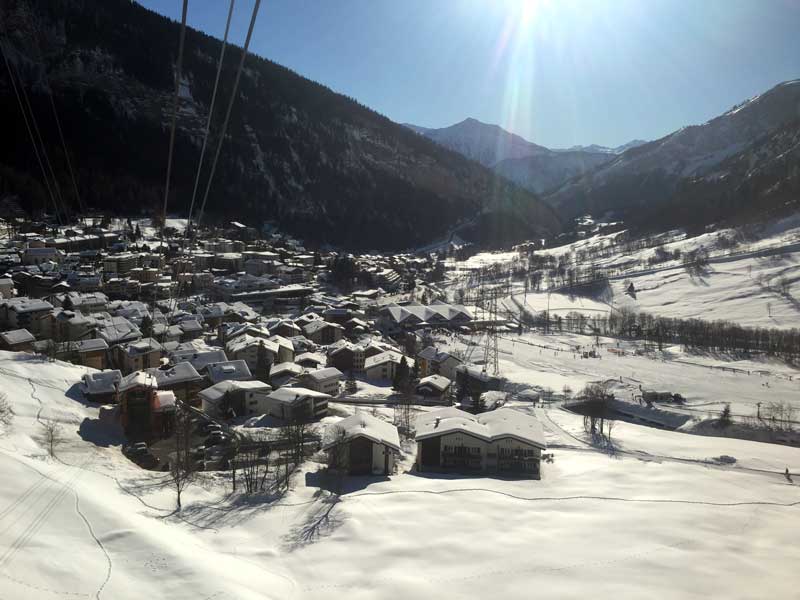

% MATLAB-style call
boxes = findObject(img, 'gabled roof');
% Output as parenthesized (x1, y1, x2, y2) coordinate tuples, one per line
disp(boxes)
(415, 407, 546, 449)
(206, 360, 252, 383)
(417, 374, 451, 392)
(270, 361, 303, 378)
(418, 346, 462, 365)
(302, 367, 342, 382)
(364, 351, 411, 371)
(0, 328, 35, 345)
(266, 387, 331, 405)
(303, 320, 343, 335)
(82, 369, 122, 395)
(322, 412, 400, 452)
(146, 362, 203, 386)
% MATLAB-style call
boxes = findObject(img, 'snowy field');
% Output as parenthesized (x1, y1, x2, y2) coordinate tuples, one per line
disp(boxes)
(437, 331, 800, 418)
(453, 217, 800, 330)
(1, 351, 800, 599)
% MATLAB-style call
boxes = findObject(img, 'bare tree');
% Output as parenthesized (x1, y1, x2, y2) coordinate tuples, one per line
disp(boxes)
(169, 404, 195, 510)
(326, 426, 349, 495)
(581, 383, 612, 435)
(0, 393, 13, 429)
(236, 432, 271, 495)
(40, 418, 64, 457)
(394, 395, 414, 439)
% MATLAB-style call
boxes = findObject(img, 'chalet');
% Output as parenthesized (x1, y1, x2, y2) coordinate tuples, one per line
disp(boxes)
(415, 408, 546, 478)
(122, 338, 163, 374)
(303, 320, 344, 345)
(267, 335, 295, 363)
(417, 346, 463, 381)
(118, 371, 159, 439)
(416, 374, 452, 402)
(198, 380, 272, 419)
(323, 412, 400, 475)
(206, 360, 252, 384)
(298, 367, 342, 397)
(269, 319, 301, 339)
(75, 338, 109, 370)
(96, 315, 142, 346)
(81, 369, 122, 403)
(169, 348, 228, 372)
(0, 297, 54, 337)
(178, 318, 204, 342)
(226, 335, 278, 371)
(0, 278, 15, 299)
(269, 361, 303, 389)
(146, 362, 205, 405)
(364, 351, 413, 382)
(295, 352, 325, 369)
(0, 328, 35, 352)
(256, 387, 330, 421)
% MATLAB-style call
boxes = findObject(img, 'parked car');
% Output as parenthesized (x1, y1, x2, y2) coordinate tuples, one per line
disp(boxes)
(198, 421, 222, 435)
(205, 431, 230, 446)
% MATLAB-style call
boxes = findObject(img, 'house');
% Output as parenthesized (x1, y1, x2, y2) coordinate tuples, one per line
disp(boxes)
(81, 369, 122, 403)
(117, 371, 159, 439)
(302, 320, 344, 345)
(198, 380, 272, 419)
(206, 360, 252, 384)
(417, 346, 463, 381)
(255, 387, 330, 421)
(295, 352, 325, 369)
(269, 361, 304, 389)
(146, 362, 205, 405)
(178, 318, 204, 341)
(75, 338, 109, 370)
(226, 335, 278, 371)
(268, 335, 295, 363)
(416, 374, 452, 402)
(169, 348, 228, 373)
(364, 351, 413, 383)
(298, 367, 342, 397)
(0, 328, 35, 352)
(122, 338, 163, 374)
(0, 297, 54, 337)
(323, 412, 400, 475)
(96, 315, 142, 346)
(269, 319, 301, 339)
(415, 407, 546, 478)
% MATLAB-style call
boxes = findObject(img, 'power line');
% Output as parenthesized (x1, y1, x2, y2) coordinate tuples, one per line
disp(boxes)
(46, 86, 85, 214)
(187, 0, 236, 238)
(196, 0, 261, 227)
(0, 38, 62, 224)
(160, 0, 189, 240)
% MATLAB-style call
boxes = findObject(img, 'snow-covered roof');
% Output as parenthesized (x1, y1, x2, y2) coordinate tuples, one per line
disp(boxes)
(118, 371, 156, 392)
(322, 412, 400, 452)
(76, 338, 109, 353)
(82, 369, 122, 395)
(364, 350, 411, 371)
(146, 362, 202, 386)
(266, 387, 331, 405)
(417, 374, 451, 392)
(415, 407, 546, 449)
(303, 367, 342, 382)
(206, 360, 252, 383)
(270, 361, 303, 378)
(0, 328, 35, 345)
(153, 391, 176, 412)
(169, 348, 228, 371)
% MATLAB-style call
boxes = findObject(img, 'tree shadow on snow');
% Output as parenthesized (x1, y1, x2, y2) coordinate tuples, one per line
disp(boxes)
(281, 493, 344, 552)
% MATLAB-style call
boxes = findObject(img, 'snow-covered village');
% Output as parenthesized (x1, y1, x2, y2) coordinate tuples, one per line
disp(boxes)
(1, 1, 800, 599)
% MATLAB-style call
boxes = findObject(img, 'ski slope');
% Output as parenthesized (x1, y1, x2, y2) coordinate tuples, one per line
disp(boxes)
(1, 351, 799, 599)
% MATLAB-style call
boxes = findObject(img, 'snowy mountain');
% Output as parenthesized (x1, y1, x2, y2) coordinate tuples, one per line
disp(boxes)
(402, 118, 551, 167)
(546, 79, 800, 227)
(404, 118, 638, 194)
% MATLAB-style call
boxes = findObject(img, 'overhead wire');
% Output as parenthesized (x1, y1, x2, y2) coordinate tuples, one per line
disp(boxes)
(0, 37, 63, 224)
(196, 0, 261, 227)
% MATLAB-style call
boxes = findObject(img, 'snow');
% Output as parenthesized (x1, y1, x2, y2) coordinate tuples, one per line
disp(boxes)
(2, 350, 800, 599)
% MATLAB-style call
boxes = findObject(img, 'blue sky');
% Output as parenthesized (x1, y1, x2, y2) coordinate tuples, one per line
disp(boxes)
(137, 0, 800, 148)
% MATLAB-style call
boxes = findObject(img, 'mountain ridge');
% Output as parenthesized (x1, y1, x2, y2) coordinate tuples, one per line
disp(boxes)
(0, 0, 560, 250)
